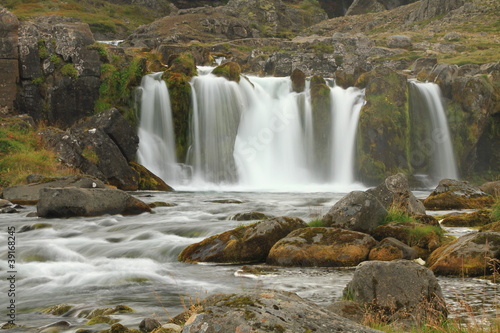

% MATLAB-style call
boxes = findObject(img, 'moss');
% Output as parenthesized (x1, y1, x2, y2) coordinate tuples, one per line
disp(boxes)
(38, 39, 49, 59)
(60, 63, 79, 80)
(81, 146, 99, 164)
(129, 161, 173, 191)
(222, 295, 259, 308)
(308, 219, 325, 227)
(440, 209, 493, 227)
(290, 69, 306, 93)
(85, 315, 118, 325)
(42, 304, 73, 316)
(212, 61, 241, 83)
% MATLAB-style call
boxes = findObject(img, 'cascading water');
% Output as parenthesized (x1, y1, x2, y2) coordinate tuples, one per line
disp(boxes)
(408, 80, 458, 182)
(137, 68, 366, 190)
(136, 73, 180, 182)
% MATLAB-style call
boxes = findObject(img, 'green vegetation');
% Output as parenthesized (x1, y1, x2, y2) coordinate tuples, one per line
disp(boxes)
(308, 218, 325, 227)
(492, 199, 500, 222)
(60, 63, 79, 79)
(382, 207, 418, 225)
(0, 119, 75, 187)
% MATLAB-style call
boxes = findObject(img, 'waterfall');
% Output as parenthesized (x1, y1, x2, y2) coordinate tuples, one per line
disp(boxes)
(136, 73, 180, 182)
(137, 68, 366, 191)
(408, 80, 458, 182)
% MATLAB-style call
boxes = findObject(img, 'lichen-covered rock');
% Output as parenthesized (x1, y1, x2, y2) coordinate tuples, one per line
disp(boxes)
(366, 173, 426, 216)
(267, 227, 377, 267)
(424, 179, 495, 210)
(174, 290, 380, 333)
(321, 191, 388, 233)
(178, 216, 307, 264)
(427, 231, 500, 277)
(368, 237, 418, 261)
(37, 188, 151, 217)
(440, 209, 493, 227)
(211, 61, 241, 82)
(408, 0, 465, 22)
(344, 260, 447, 326)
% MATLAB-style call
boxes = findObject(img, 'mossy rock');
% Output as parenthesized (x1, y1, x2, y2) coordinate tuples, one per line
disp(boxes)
(290, 69, 306, 92)
(440, 209, 493, 227)
(212, 62, 241, 83)
(85, 315, 118, 325)
(166, 53, 197, 78)
(228, 211, 271, 221)
(424, 192, 495, 210)
(42, 304, 73, 316)
(480, 221, 500, 232)
(129, 162, 174, 191)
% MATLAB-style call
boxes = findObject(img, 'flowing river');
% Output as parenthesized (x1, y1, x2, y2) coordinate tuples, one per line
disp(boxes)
(0, 190, 498, 331)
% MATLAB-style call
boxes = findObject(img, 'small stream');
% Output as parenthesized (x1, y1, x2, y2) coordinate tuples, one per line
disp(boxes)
(0, 190, 498, 331)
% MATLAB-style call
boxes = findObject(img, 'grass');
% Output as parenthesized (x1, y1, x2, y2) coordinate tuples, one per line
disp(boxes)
(491, 199, 500, 222)
(0, 119, 76, 187)
(308, 218, 325, 227)
(382, 207, 419, 225)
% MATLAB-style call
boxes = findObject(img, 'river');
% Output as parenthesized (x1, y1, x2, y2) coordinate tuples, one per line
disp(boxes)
(0, 190, 498, 331)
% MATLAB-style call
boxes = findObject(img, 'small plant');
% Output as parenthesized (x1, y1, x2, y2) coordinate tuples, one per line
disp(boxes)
(61, 63, 79, 79)
(38, 39, 49, 59)
(81, 147, 99, 164)
(308, 218, 325, 227)
(49, 54, 61, 67)
(382, 207, 418, 225)
(32, 76, 45, 86)
(491, 198, 500, 222)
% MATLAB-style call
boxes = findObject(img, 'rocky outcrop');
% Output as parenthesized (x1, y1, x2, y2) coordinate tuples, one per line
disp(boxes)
(368, 237, 418, 261)
(344, 260, 448, 326)
(427, 231, 500, 277)
(0, 8, 19, 112)
(178, 216, 307, 264)
(423, 179, 495, 210)
(321, 191, 388, 233)
(408, 0, 466, 22)
(173, 289, 381, 333)
(1, 175, 106, 204)
(36, 187, 151, 217)
(15, 16, 102, 128)
(366, 173, 426, 216)
(346, 0, 417, 16)
(267, 227, 377, 267)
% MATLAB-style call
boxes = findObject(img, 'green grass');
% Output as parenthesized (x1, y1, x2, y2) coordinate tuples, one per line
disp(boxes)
(381, 207, 419, 225)
(491, 199, 500, 222)
(308, 218, 325, 227)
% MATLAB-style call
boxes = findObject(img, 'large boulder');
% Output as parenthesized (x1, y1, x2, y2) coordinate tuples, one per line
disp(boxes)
(0, 8, 19, 112)
(427, 231, 500, 277)
(344, 260, 448, 326)
(423, 179, 495, 210)
(37, 187, 151, 217)
(2, 175, 106, 205)
(366, 173, 426, 216)
(321, 191, 388, 233)
(178, 216, 307, 264)
(174, 290, 381, 333)
(267, 227, 377, 267)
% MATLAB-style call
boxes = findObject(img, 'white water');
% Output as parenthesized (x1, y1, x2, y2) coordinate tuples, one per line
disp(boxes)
(409, 80, 458, 182)
(136, 73, 180, 181)
(138, 68, 366, 191)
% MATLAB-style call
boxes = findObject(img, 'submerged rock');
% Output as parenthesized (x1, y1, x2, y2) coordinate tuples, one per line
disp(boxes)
(267, 227, 377, 267)
(227, 211, 271, 221)
(37, 188, 151, 218)
(321, 191, 388, 233)
(173, 289, 381, 333)
(427, 231, 500, 277)
(424, 179, 495, 210)
(178, 216, 307, 264)
(344, 260, 447, 327)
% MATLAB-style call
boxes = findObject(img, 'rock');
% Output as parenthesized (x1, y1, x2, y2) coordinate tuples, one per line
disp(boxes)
(211, 61, 241, 82)
(174, 289, 380, 333)
(321, 191, 388, 233)
(346, 0, 417, 16)
(327, 300, 365, 324)
(408, 0, 465, 22)
(411, 57, 438, 75)
(366, 173, 426, 216)
(2, 175, 106, 204)
(386, 35, 412, 49)
(1, 207, 17, 213)
(42, 304, 73, 316)
(427, 231, 500, 277)
(0, 199, 12, 208)
(290, 68, 306, 93)
(480, 180, 500, 197)
(130, 162, 174, 191)
(372, 222, 443, 258)
(227, 211, 271, 221)
(444, 32, 461, 41)
(344, 260, 447, 326)
(424, 179, 495, 210)
(440, 209, 492, 227)
(267, 227, 377, 267)
(36, 188, 152, 218)
(368, 237, 418, 261)
(0, 8, 19, 112)
(139, 318, 161, 333)
(178, 216, 307, 264)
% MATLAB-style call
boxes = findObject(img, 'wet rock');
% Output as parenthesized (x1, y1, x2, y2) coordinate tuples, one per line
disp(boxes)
(267, 227, 377, 267)
(424, 179, 495, 210)
(178, 216, 307, 264)
(366, 173, 426, 216)
(139, 318, 161, 333)
(372, 222, 443, 259)
(148, 202, 177, 208)
(440, 209, 493, 227)
(368, 237, 418, 261)
(37, 188, 152, 218)
(1, 207, 17, 213)
(227, 211, 271, 221)
(2, 175, 106, 205)
(130, 162, 174, 192)
(206, 199, 243, 204)
(321, 191, 388, 233)
(19, 223, 52, 233)
(0, 199, 12, 208)
(211, 61, 241, 82)
(344, 260, 447, 326)
(290, 68, 306, 93)
(428, 231, 500, 277)
(42, 304, 73, 316)
(39, 321, 72, 332)
(174, 289, 380, 333)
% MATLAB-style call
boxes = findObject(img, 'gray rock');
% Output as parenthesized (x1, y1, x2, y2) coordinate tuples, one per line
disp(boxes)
(37, 187, 152, 218)
(444, 32, 461, 41)
(0, 8, 19, 112)
(411, 57, 438, 74)
(366, 173, 426, 215)
(424, 178, 494, 210)
(2, 175, 106, 204)
(409, 0, 465, 22)
(386, 35, 412, 49)
(177, 290, 381, 333)
(178, 216, 307, 264)
(267, 227, 377, 267)
(346, 0, 418, 16)
(321, 191, 388, 233)
(139, 318, 161, 333)
(345, 260, 447, 326)
(327, 300, 364, 324)
(0, 199, 12, 208)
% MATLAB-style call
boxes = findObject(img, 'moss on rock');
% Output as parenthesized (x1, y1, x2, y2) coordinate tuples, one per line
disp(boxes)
(129, 162, 174, 191)
(212, 62, 241, 82)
